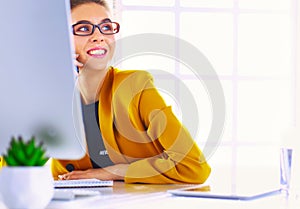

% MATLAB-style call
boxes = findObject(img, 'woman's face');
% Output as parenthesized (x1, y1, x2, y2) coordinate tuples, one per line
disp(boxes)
(71, 3, 116, 71)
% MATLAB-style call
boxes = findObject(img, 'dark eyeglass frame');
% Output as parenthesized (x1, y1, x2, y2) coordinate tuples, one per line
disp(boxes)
(72, 21, 120, 36)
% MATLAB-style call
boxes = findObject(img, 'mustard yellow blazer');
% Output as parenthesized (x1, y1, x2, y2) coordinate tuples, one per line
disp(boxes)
(51, 67, 211, 184)
(0, 157, 5, 167)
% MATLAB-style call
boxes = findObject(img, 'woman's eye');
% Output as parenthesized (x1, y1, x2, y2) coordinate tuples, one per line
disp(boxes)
(73, 24, 92, 34)
(78, 26, 90, 32)
(101, 23, 112, 31)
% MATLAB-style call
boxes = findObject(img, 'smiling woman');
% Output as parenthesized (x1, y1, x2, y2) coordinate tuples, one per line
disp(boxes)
(50, 0, 211, 184)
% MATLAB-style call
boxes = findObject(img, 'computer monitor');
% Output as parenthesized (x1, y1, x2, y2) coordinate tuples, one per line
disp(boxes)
(0, 0, 86, 159)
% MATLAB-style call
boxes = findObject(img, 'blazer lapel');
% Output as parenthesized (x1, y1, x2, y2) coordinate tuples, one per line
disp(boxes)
(98, 68, 128, 163)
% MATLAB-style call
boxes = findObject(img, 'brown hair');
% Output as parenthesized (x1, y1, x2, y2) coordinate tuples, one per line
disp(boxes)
(70, 0, 110, 11)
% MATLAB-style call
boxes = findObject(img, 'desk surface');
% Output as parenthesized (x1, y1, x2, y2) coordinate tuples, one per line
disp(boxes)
(0, 181, 299, 209)
(1, 166, 300, 209)
(46, 181, 299, 209)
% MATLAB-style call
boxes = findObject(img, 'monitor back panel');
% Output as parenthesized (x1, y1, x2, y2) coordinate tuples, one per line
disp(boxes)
(0, 0, 86, 159)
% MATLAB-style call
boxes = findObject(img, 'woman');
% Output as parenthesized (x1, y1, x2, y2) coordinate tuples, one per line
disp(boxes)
(51, 0, 211, 184)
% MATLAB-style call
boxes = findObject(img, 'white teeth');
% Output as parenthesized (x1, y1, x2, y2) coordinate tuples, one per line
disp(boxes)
(89, 49, 105, 55)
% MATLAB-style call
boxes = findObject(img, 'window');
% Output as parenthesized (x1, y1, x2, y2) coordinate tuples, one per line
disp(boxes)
(114, 0, 297, 188)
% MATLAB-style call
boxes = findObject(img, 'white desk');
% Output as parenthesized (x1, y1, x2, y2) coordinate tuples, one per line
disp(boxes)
(47, 182, 299, 209)
(1, 166, 299, 209)
(0, 181, 299, 209)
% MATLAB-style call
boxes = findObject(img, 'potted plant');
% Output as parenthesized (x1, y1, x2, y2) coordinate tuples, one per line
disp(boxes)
(0, 136, 54, 209)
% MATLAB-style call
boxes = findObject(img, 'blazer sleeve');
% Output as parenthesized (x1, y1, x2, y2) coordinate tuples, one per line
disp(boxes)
(0, 156, 6, 168)
(124, 71, 211, 184)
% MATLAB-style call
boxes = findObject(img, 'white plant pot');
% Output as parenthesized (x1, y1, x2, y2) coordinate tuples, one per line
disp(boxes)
(0, 166, 54, 209)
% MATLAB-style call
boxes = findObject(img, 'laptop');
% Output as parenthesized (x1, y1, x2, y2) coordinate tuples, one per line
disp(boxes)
(168, 184, 283, 201)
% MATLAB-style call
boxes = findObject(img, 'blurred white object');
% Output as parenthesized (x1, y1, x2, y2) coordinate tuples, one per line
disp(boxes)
(53, 189, 101, 200)
(0, 166, 54, 209)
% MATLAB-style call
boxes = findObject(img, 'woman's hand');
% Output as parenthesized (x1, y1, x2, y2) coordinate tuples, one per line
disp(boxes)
(73, 54, 83, 76)
(74, 54, 84, 68)
(58, 164, 129, 181)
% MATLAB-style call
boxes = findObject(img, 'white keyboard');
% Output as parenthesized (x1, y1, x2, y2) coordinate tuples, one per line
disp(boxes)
(54, 178, 113, 188)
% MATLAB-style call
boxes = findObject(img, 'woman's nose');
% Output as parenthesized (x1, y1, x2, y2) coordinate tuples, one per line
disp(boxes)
(90, 28, 104, 42)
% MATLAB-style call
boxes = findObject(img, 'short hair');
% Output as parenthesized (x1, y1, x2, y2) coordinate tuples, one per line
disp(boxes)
(70, 0, 110, 11)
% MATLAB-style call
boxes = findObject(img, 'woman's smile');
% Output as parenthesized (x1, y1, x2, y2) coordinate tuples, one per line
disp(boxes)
(87, 47, 108, 58)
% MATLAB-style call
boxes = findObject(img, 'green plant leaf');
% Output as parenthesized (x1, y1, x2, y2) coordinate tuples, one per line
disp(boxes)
(12, 137, 27, 165)
(4, 136, 48, 166)
(26, 146, 44, 166)
(36, 157, 49, 166)
(3, 154, 18, 166)
(25, 137, 35, 157)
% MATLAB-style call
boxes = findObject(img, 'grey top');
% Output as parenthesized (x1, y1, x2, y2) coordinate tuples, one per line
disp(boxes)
(81, 101, 114, 168)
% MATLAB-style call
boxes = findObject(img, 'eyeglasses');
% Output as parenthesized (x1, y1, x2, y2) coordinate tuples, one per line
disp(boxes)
(72, 20, 120, 36)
